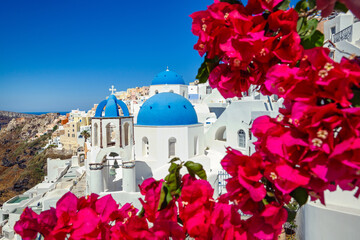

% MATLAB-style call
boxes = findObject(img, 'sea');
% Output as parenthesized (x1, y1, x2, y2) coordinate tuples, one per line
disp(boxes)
(22, 112, 69, 116)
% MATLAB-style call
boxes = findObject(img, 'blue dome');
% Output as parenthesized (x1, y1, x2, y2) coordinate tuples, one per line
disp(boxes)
(151, 70, 185, 85)
(137, 92, 198, 126)
(95, 95, 130, 117)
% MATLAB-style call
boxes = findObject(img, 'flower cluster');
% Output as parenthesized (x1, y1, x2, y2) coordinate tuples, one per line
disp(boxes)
(221, 149, 288, 239)
(253, 47, 360, 203)
(14, 175, 254, 240)
(191, 0, 303, 98)
(217, 48, 360, 238)
(14, 190, 183, 240)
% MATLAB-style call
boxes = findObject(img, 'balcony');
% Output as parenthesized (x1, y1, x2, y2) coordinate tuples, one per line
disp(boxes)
(332, 25, 353, 43)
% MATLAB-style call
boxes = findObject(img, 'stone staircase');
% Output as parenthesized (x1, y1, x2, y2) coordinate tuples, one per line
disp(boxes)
(71, 173, 87, 198)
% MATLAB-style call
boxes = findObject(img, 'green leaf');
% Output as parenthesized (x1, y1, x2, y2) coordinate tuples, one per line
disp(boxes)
(298, 18, 319, 36)
(308, 0, 316, 9)
(164, 162, 182, 195)
(301, 30, 324, 49)
(334, 2, 348, 13)
(169, 157, 180, 163)
(285, 206, 297, 222)
(295, 0, 309, 12)
(275, 0, 290, 11)
(184, 161, 207, 180)
(158, 184, 173, 210)
(158, 183, 168, 210)
(196, 55, 220, 84)
(297, 17, 305, 33)
(290, 187, 309, 207)
(138, 207, 145, 217)
(351, 89, 360, 107)
(196, 60, 210, 84)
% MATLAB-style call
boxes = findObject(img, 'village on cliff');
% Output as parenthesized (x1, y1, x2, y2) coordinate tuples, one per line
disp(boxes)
(1, 11, 360, 240)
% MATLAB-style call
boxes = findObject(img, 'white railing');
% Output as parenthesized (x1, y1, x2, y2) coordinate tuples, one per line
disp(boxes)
(332, 25, 353, 43)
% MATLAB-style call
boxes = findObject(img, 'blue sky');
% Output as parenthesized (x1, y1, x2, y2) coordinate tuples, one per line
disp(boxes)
(0, 0, 299, 112)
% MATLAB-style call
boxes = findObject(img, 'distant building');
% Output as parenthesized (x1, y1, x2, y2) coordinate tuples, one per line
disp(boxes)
(59, 121, 81, 154)
(324, 11, 360, 61)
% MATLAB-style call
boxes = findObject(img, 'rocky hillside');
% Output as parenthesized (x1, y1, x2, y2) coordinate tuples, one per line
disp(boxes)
(0, 113, 71, 205)
(0, 111, 34, 130)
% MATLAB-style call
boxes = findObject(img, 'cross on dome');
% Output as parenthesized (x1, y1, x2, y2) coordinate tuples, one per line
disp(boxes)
(109, 85, 117, 94)
(166, 66, 169, 71)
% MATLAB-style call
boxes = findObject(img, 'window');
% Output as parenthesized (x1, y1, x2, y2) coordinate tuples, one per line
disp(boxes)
(72, 134, 75, 138)
(170, 90, 174, 93)
(68, 134, 70, 137)
(215, 126, 226, 141)
(194, 136, 199, 156)
(155, 90, 159, 94)
(124, 122, 130, 146)
(93, 123, 98, 146)
(168, 137, 176, 158)
(238, 130, 246, 148)
(142, 137, 149, 156)
(331, 26, 336, 35)
(106, 123, 116, 147)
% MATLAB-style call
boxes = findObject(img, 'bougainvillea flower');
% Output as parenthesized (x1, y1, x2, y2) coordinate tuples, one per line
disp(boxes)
(268, 9, 298, 34)
(246, 203, 287, 240)
(14, 208, 40, 240)
(37, 208, 57, 237)
(210, 203, 246, 240)
(273, 31, 303, 64)
(246, 0, 283, 14)
(71, 208, 101, 239)
(95, 194, 119, 223)
(316, 0, 337, 17)
(265, 162, 310, 194)
(139, 178, 163, 223)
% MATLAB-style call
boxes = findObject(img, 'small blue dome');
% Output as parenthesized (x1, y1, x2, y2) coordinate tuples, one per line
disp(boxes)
(95, 95, 129, 117)
(151, 70, 185, 85)
(137, 92, 198, 126)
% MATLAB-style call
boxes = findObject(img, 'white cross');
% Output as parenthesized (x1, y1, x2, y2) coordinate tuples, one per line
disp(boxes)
(109, 85, 116, 94)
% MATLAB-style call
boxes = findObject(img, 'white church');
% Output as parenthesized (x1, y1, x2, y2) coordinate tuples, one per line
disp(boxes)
(84, 68, 280, 205)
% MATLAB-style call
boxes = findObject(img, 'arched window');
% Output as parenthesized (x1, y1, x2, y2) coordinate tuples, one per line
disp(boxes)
(155, 90, 159, 94)
(169, 90, 174, 93)
(238, 129, 246, 148)
(106, 123, 116, 147)
(93, 123, 98, 146)
(124, 122, 130, 146)
(194, 136, 199, 156)
(142, 137, 149, 156)
(215, 126, 226, 141)
(182, 91, 185, 97)
(168, 137, 176, 158)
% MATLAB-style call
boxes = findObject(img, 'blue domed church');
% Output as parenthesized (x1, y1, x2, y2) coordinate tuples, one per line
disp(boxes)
(148, 67, 188, 98)
(88, 95, 136, 194)
(134, 92, 207, 177)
